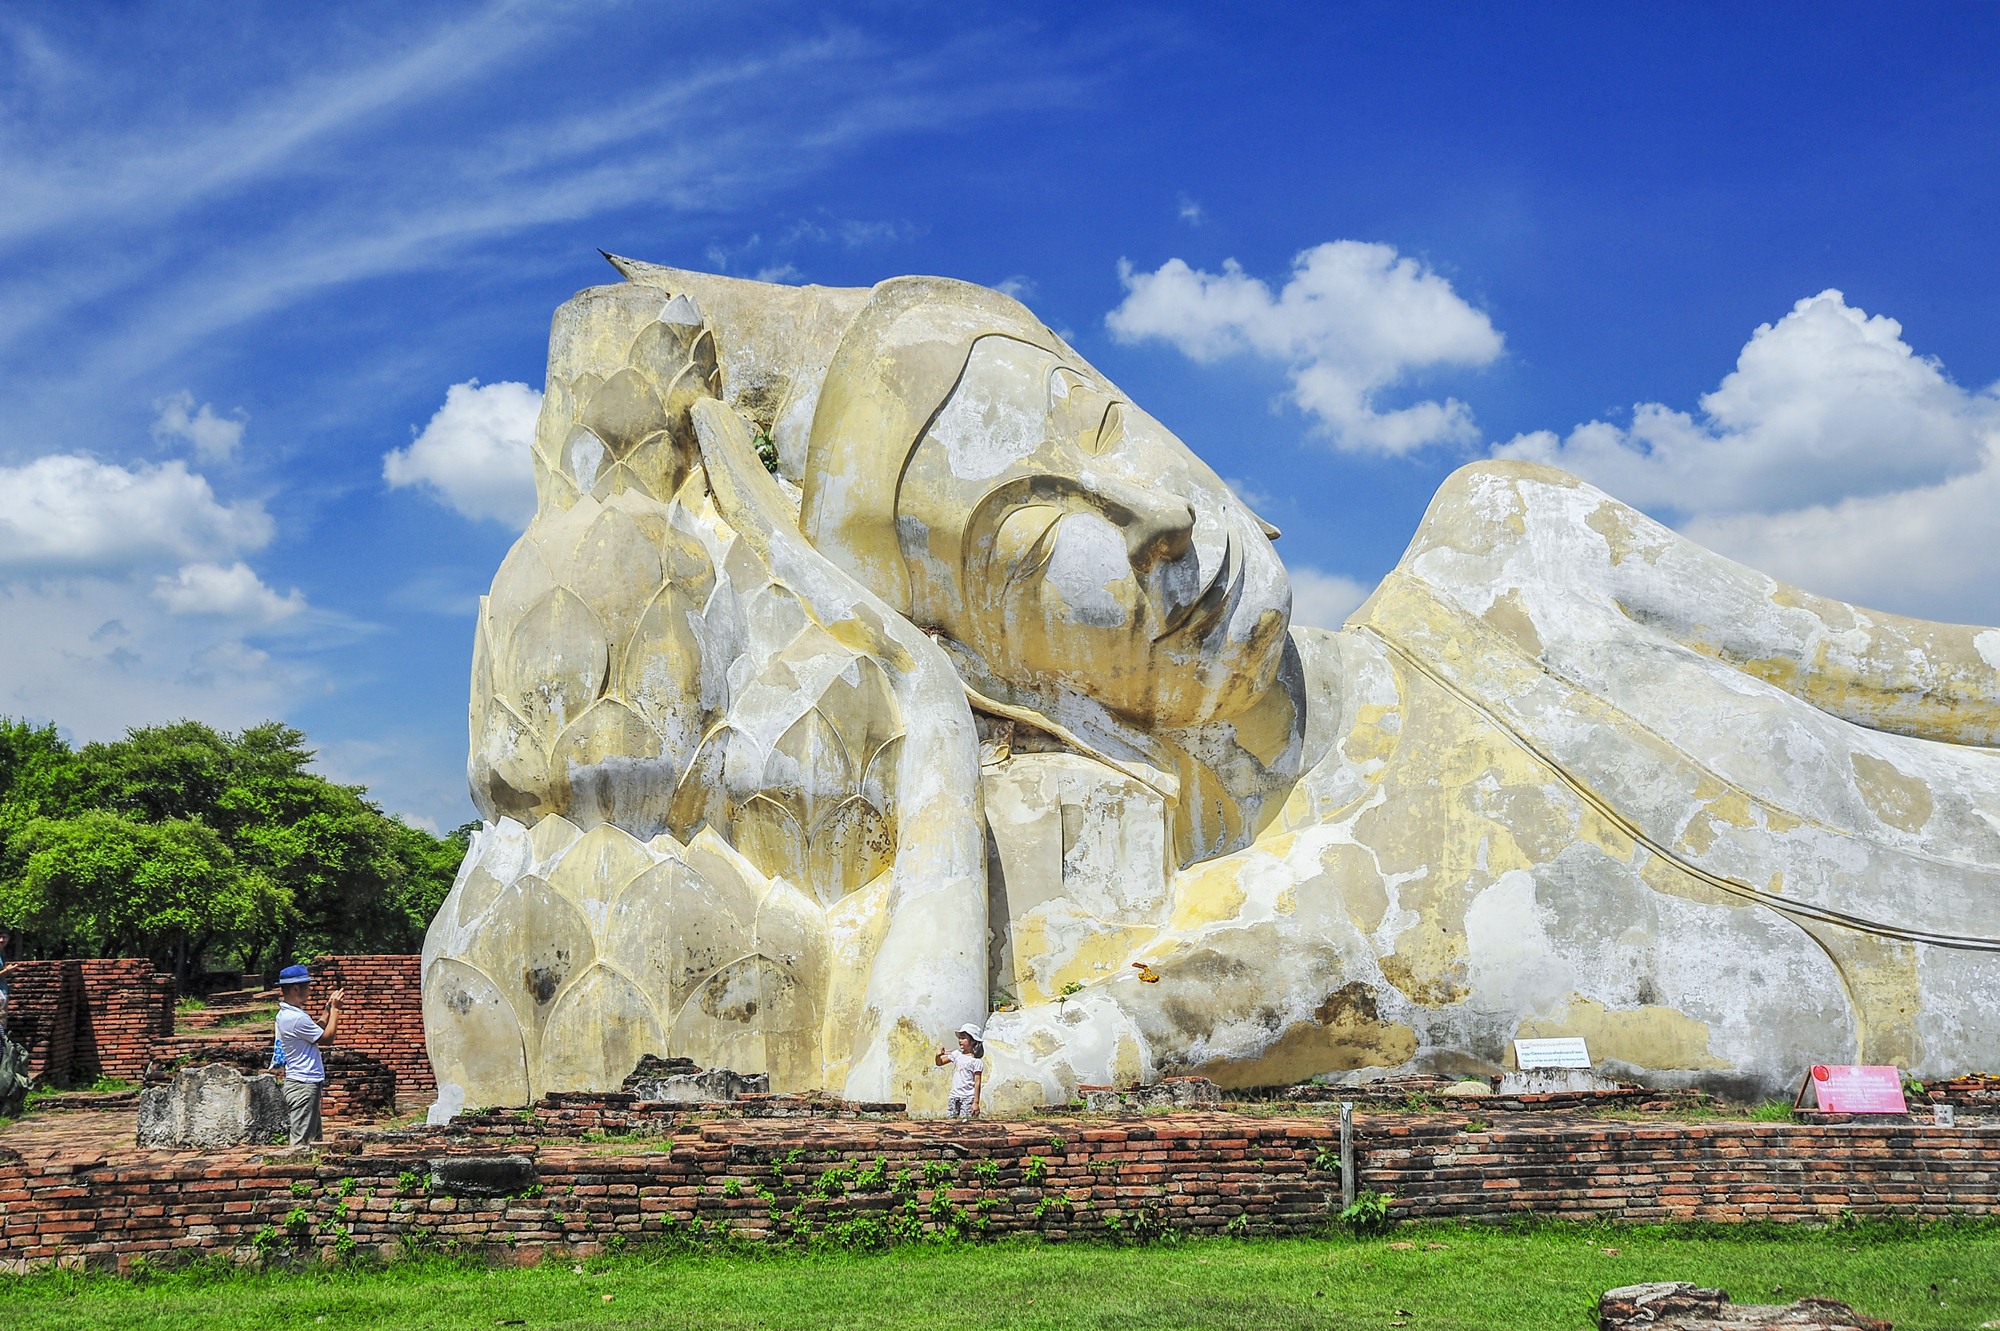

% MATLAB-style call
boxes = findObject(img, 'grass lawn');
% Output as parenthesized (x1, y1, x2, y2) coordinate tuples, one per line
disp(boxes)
(3, 1224, 1995, 1331)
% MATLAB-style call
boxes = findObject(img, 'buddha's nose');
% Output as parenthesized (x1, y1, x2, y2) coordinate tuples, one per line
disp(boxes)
(1088, 475, 1195, 571)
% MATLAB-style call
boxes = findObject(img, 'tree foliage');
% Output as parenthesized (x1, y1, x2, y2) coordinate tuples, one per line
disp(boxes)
(0, 718, 469, 982)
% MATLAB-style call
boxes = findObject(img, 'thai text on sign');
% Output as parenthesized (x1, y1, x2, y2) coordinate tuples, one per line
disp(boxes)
(1513, 1037, 1591, 1070)
(1796, 1065, 1907, 1114)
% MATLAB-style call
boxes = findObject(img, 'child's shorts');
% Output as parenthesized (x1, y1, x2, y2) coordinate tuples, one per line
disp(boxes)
(947, 1094, 976, 1119)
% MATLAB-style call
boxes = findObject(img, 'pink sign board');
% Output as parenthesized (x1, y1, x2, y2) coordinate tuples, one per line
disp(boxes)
(1802, 1064, 1907, 1114)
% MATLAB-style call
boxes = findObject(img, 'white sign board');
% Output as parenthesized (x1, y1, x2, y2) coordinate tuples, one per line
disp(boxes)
(1513, 1037, 1592, 1070)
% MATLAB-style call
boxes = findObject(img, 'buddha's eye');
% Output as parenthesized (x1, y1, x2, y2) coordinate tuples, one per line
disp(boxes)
(1083, 401, 1126, 456)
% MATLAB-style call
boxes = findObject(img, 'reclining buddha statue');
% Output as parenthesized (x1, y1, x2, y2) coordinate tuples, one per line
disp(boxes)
(421, 258, 2000, 1117)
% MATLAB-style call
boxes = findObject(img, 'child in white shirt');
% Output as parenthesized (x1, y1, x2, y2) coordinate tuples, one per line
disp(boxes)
(935, 1023, 984, 1119)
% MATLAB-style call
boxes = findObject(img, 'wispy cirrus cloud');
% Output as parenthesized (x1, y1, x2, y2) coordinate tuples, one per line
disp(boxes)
(0, 9, 1089, 441)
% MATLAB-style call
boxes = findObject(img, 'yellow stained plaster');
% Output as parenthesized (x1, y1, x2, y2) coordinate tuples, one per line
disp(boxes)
(1584, 499, 1665, 567)
(1518, 995, 1726, 1071)
(1481, 587, 1544, 660)
(1636, 850, 1750, 911)
(1848, 752, 1934, 833)
(1012, 912, 1158, 1005)
(1166, 856, 1252, 932)
(1793, 920, 1922, 1067)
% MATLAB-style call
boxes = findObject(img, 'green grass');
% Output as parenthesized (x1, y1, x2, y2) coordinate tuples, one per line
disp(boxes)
(2, 1223, 1994, 1331)
(18, 1074, 136, 1112)
(211, 1005, 280, 1029)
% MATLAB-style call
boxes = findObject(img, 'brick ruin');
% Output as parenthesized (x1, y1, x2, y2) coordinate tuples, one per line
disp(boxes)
(3, 954, 1999, 1272)
(4, 1113, 1999, 1272)
(3, 954, 430, 1114)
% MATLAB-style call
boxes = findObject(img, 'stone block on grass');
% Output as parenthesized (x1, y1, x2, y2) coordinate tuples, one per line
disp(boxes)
(135, 1063, 288, 1150)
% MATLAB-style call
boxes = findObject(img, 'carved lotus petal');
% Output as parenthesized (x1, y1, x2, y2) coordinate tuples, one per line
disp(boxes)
(751, 877, 828, 1001)
(814, 655, 901, 767)
(447, 855, 511, 933)
(742, 582, 811, 658)
(471, 697, 549, 824)
(485, 538, 558, 634)
(615, 430, 691, 502)
(732, 791, 806, 885)
(627, 309, 711, 377)
(767, 706, 856, 832)
(451, 871, 596, 1054)
(571, 503, 666, 641)
(545, 821, 655, 927)
(605, 853, 758, 1016)
(553, 699, 675, 838)
(580, 366, 663, 458)
(668, 725, 732, 842)
(860, 732, 902, 819)
(564, 425, 608, 491)
(670, 954, 815, 1083)
(536, 963, 667, 1094)
(422, 957, 530, 1109)
(532, 454, 582, 514)
(808, 795, 896, 905)
(617, 586, 704, 752)
(528, 812, 583, 867)
(502, 587, 608, 738)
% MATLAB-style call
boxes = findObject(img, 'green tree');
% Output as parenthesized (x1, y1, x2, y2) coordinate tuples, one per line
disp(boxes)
(0, 717, 466, 981)
(3, 811, 286, 985)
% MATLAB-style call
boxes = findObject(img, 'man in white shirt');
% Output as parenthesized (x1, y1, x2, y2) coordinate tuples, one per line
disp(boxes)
(274, 964, 343, 1144)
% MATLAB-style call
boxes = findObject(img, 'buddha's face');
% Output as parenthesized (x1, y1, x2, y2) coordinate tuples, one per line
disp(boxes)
(895, 333, 1291, 730)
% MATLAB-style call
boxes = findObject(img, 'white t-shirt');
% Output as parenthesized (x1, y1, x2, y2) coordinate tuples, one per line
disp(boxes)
(276, 1003, 326, 1083)
(946, 1049, 982, 1099)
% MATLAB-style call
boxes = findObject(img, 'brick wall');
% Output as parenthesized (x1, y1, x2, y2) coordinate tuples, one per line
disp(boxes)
(2, 961, 81, 1085)
(2, 959, 174, 1086)
(306, 955, 433, 1103)
(0, 1116, 1338, 1271)
(1, 953, 431, 1101)
(4, 1113, 1999, 1271)
(1362, 1117, 1999, 1223)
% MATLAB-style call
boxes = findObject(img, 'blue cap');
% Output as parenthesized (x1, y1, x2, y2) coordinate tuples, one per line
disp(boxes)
(277, 964, 311, 986)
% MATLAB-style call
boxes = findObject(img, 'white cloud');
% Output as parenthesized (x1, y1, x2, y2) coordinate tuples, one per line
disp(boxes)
(1676, 442, 2000, 625)
(994, 275, 1038, 302)
(1176, 193, 1204, 225)
(1288, 566, 1372, 631)
(1107, 241, 1504, 454)
(0, 454, 272, 571)
(1496, 290, 2000, 626)
(150, 389, 246, 461)
(0, 576, 309, 742)
(152, 561, 306, 622)
(382, 379, 540, 527)
(1498, 291, 2000, 516)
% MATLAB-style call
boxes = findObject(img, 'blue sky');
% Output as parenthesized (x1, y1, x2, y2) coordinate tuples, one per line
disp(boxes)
(4, 2, 1998, 828)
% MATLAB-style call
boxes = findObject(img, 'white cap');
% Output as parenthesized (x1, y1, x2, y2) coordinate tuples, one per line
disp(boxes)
(955, 1023, 983, 1041)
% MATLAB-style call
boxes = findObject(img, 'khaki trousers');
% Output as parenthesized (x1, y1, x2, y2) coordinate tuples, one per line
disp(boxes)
(282, 1076, 324, 1145)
